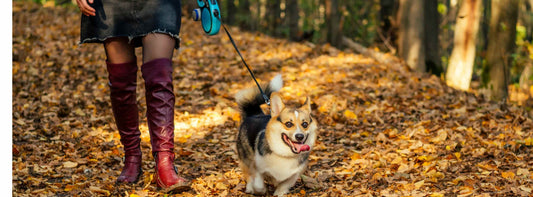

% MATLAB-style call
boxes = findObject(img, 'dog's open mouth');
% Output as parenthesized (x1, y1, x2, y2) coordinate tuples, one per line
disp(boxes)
(282, 133, 310, 154)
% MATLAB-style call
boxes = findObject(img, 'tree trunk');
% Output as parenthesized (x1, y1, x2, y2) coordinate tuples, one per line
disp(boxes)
(481, 0, 491, 51)
(286, 0, 300, 41)
(519, 63, 533, 95)
(443, 0, 459, 55)
(525, 0, 533, 42)
(326, 0, 342, 48)
(445, 0, 482, 91)
(225, 0, 236, 25)
(483, 0, 519, 101)
(397, 0, 425, 71)
(238, 0, 251, 30)
(424, 0, 442, 75)
(266, 0, 281, 36)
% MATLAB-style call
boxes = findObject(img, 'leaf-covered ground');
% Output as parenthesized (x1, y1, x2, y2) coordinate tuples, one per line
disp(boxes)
(12, 2, 533, 196)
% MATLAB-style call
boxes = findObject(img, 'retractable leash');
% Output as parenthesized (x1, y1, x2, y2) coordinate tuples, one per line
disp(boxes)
(192, 0, 271, 105)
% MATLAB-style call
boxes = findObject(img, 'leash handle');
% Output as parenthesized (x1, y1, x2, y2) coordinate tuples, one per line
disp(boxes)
(222, 25, 270, 105)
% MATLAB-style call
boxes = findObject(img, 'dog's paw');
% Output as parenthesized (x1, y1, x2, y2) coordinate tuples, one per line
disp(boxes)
(254, 186, 266, 195)
(273, 188, 288, 196)
(245, 182, 254, 194)
(245, 187, 253, 194)
(244, 186, 266, 195)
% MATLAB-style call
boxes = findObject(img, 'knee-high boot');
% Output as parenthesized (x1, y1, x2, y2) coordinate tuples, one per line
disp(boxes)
(107, 60, 143, 184)
(141, 58, 188, 189)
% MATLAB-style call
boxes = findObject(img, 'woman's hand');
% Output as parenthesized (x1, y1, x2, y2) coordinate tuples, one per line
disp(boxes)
(76, 0, 96, 16)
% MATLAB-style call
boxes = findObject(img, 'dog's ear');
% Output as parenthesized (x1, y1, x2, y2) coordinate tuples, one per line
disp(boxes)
(300, 96, 311, 112)
(270, 92, 284, 117)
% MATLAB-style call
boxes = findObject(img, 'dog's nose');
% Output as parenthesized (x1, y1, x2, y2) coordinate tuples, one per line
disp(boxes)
(295, 133, 305, 142)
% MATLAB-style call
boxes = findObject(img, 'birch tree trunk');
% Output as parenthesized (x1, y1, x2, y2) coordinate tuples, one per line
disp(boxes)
(445, 0, 482, 91)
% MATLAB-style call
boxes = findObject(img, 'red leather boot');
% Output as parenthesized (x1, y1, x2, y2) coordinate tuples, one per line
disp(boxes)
(141, 58, 188, 190)
(107, 60, 143, 184)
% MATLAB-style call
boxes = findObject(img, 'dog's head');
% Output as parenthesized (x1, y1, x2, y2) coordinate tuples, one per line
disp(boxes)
(266, 92, 317, 157)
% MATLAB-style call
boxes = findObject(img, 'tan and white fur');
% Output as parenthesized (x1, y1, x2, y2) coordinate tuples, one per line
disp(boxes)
(235, 75, 318, 196)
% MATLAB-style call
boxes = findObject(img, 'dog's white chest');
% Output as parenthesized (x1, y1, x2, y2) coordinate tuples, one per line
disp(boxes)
(254, 153, 304, 182)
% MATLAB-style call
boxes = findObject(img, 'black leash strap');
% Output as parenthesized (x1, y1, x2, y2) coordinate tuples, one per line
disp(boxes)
(222, 24, 270, 105)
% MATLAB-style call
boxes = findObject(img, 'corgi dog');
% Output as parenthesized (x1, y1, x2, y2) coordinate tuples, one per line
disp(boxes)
(235, 74, 318, 196)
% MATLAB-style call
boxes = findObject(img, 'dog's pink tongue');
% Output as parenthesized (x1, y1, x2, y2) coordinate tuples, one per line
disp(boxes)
(294, 144, 310, 153)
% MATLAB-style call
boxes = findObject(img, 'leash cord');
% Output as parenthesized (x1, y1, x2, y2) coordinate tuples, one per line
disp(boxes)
(222, 24, 270, 105)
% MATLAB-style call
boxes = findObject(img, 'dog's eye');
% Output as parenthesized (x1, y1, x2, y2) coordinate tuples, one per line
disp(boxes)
(285, 122, 293, 128)
(302, 122, 308, 128)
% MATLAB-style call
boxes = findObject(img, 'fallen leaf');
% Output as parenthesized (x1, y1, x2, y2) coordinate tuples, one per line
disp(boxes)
(501, 171, 515, 179)
(414, 180, 424, 189)
(89, 186, 110, 196)
(519, 185, 532, 193)
(63, 161, 78, 168)
(431, 129, 447, 143)
(344, 110, 358, 120)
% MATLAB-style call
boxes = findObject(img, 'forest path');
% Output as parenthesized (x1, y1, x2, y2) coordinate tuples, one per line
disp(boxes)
(12, 2, 533, 196)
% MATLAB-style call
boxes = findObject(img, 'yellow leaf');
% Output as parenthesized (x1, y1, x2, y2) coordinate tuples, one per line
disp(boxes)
(477, 163, 498, 171)
(429, 171, 445, 180)
(177, 137, 188, 143)
(344, 110, 358, 120)
(414, 180, 424, 189)
(525, 138, 533, 146)
(501, 171, 515, 179)
(454, 152, 461, 160)
(130, 194, 141, 197)
(351, 153, 361, 160)
(417, 155, 432, 162)
(318, 105, 329, 113)
(64, 184, 76, 191)
(430, 193, 444, 197)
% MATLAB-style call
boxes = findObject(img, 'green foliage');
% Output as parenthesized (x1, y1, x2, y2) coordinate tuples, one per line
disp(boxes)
(342, 1, 378, 46)
(437, 3, 447, 15)
(516, 25, 527, 44)
(510, 24, 532, 85)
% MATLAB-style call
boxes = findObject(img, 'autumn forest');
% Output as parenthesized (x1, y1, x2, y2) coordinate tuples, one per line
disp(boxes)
(12, 0, 533, 196)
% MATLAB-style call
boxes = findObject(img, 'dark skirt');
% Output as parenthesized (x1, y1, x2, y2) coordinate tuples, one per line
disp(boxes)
(80, 0, 182, 48)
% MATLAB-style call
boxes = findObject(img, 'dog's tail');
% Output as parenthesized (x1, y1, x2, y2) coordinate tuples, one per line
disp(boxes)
(235, 74, 283, 118)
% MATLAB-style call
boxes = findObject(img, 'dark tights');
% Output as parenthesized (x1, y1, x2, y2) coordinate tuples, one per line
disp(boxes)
(104, 33, 175, 64)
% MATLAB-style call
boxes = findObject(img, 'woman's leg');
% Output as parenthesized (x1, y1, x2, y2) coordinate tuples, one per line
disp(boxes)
(140, 33, 188, 189)
(104, 37, 143, 184)
(104, 37, 136, 64)
(141, 33, 175, 63)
